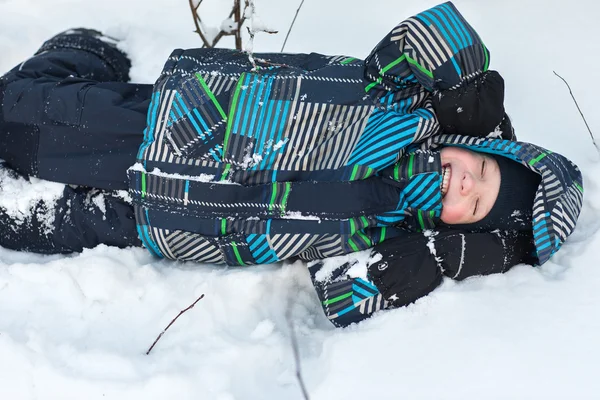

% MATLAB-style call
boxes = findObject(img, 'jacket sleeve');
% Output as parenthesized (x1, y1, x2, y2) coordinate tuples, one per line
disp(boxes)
(364, 2, 489, 92)
(309, 228, 536, 327)
(364, 2, 514, 140)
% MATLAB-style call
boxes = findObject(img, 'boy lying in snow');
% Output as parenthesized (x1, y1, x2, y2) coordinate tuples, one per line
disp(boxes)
(0, 2, 583, 327)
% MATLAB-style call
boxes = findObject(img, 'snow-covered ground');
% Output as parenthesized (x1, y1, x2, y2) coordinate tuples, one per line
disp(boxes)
(1, 0, 600, 398)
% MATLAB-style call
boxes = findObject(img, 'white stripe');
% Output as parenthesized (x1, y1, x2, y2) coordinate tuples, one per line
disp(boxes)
(452, 233, 466, 279)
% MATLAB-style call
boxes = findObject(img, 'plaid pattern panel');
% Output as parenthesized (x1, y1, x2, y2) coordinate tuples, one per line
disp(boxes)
(308, 260, 389, 327)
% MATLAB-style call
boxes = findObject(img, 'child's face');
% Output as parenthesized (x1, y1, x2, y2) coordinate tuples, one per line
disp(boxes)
(439, 147, 501, 225)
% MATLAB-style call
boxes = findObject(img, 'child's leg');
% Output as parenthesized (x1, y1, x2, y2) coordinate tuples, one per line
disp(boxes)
(11, 28, 132, 82)
(0, 162, 140, 254)
(0, 29, 152, 191)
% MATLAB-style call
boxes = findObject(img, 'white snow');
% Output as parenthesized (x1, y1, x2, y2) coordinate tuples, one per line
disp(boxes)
(0, 167, 65, 233)
(1, 0, 600, 399)
(280, 211, 321, 221)
(313, 250, 373, 283)
(129, 163, 226, 184)
(219, 17, 238, 34)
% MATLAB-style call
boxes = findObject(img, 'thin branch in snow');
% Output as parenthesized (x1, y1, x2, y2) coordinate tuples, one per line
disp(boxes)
(286, 306, 310, 400)
(188, 0, 211, 47)
(234, 0, 243, 50)
(189, 0, 247, 49)
(146, 293, 205, 355)
(210, 8, 239, 48)
(553, 71, 600, 156)
(281, 0, 306, 52)
(190, 0, 276, 52)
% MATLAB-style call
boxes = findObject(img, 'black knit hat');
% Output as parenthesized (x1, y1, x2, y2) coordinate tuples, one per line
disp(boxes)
(463, 154, 541, 231)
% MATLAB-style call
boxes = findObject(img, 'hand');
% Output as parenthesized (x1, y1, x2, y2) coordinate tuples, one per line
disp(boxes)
(432, 70, 515, 140)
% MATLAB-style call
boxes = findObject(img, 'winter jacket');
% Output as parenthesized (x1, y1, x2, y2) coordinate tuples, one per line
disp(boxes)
(130, 2, 501, 263)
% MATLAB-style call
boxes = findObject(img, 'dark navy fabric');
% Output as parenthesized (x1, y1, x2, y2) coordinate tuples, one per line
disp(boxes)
(0, 161, 141, 254)
(0, 29, 151, 191)
(0, 29, 145, 253)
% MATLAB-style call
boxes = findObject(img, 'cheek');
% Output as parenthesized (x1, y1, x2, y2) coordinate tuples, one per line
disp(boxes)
(440, 202, 470, 224)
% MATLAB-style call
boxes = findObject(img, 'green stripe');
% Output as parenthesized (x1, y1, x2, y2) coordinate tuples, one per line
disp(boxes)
(408, 153, 414, 177)
(195, 72, 228, 120)
(365, 79, 380, 93)
(269, 183, 278, 210)
(141, 173, 146, 199)
(365, 55, 406, 92)
(417, 210, 425, 231)
(393, 164, 400, 180)
(356, 230, 372, 247)
(220, 163, 231, 181)
(231, 242, 245, 266)
(482, 45, 490, 72)
(365, 54, 432, 91)
(349, 165, 360, 181)
(347, 237, 359, 252)
(406, 55, 433, 79)
(349, 218, 356, 236)
(381, 54, 406, 74)
(360, 216, 369, 228)
(575, 182, 584, 193)
(322, 291, 352, 306)
(280, 182, 291, 212)
(221, 218, 227, 235)
(222, 73, 246, 156)
(340, 57, 356, 65)
(528, 152, 547, 166)
(379, 227, 387, 244)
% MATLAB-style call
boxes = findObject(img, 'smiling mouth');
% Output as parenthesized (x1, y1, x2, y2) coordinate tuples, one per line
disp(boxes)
(441, 164, 451, 197)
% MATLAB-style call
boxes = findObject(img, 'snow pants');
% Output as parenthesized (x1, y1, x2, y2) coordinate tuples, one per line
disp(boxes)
(0, 29, 149, 253)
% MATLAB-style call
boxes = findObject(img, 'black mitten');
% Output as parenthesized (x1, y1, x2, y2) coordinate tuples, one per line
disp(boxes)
(367, 233, 442, 307)
(432, 70, 515, 140)
(433, 229, 536, 280)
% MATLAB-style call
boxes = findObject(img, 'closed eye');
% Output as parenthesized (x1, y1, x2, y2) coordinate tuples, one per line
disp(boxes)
(473, 199, 479, 216)
(481, 159, 486, 178)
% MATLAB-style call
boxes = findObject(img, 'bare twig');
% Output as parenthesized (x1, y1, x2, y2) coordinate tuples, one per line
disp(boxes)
(190, 0, 244, 49)
(286, 307, 310, 400)
(188, 0, 211, 47)
(190, 0, 276, 51)
(210, 8, 238, 48)
(553, 71, 600, 155)
(281, 0, 306, 52)
(234, 0, 242, 51)
(146, 294, 205, 355)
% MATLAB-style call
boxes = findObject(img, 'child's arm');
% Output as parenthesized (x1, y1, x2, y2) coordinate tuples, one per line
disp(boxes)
(309, 229, 535, 327)
(364, 2, 489, 93)
(364, 2, 514, 140)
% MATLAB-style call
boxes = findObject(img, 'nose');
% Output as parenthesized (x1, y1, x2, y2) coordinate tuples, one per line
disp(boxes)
(460, 173, 475, 195)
